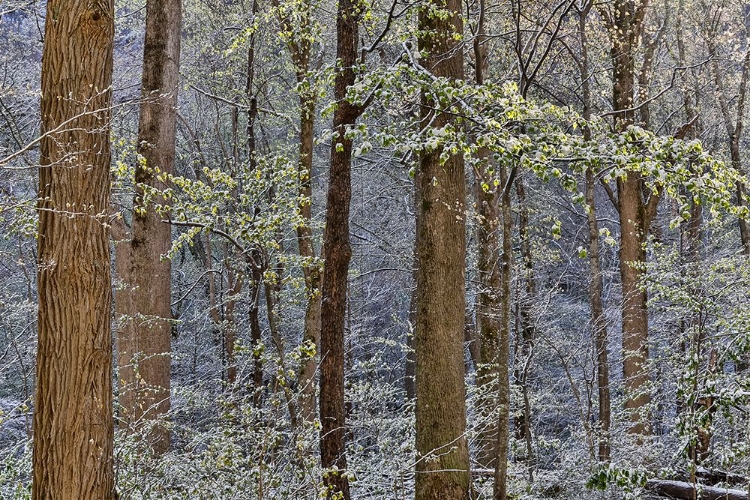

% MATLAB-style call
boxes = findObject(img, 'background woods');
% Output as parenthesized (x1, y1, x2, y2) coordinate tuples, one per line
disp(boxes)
(1, 0, 750, 499)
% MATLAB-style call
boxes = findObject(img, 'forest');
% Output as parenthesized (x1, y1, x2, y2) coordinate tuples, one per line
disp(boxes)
(0, 0, 750, 499)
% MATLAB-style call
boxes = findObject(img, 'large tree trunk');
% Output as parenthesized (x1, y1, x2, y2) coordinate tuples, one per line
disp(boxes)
(33, 2, 115, 499)
(609, 0, 652, 438)
(318, 0, 361, 496)
(117, 0, 181, 454)
(414, 2, 471, 499)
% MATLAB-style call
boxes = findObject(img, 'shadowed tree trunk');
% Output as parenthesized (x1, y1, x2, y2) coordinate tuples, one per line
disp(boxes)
(472, 0, 501, 468)
(33, 2, 115, 498)
(318, 0, 363, 496)
(578, 0, 611, 462)
(245, 0, 264, 403)
(117, 0, 181, 453)
(494, 165, 514, 500)
(414, 0, 471, 499)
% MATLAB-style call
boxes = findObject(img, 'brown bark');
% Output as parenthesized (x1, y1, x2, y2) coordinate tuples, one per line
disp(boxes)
(414, 1, 471, 499)
(245, 0, 263, 398)
(607, 0, 653, 438)
(246, 0, 264, 402)
(586, 168, 611, 462)
(33, 2, 115, 499)
(318, 0, 362, 496)
(117, 0, 181, 454)
(248, 267, 264, 406)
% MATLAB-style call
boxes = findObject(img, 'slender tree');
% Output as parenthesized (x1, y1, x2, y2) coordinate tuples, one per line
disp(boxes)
(494, 165, 514, 500)
(578, 0, 611, 462)
(705, 3, 750, 255)
(33, 2, 115, 498)
(271, 0, 322, 423)
(117, 0, 182, 453)
(473, 0, 502, 465)
(319, 0, 362, 495)
(414, 0, 471, 498)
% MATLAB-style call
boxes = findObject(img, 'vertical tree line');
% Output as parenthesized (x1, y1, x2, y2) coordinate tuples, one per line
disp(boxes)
(9, 0, 750, 498)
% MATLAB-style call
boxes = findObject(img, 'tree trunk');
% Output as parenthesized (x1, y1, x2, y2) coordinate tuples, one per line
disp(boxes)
(248, 263, 264, 407)
(117, 0, 181, 454)
(414, 1, 471, 499)
(271, 0, 321, 427)
(472, 0, 501, 469)
(610, 0, 652, 438)
(296, 94, 322, 424)
(586, 168, 611, 462)
(707, 24, 750, 255)
(494, 166, 514, 500)
(33, 2, 115, 498)
(475, 169, 501, 467)
(513, 174, 535, 460)
(580, 1, 611, 462)
(318, 0, 361, 495)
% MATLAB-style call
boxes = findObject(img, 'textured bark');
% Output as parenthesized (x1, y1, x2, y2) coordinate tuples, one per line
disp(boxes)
(609, 0, 652, 437)
(318, 0, 361, 496)
(617, 173, 651, 436)
(579, 2, 611, 462)
(248, 270, 264, 406)
(33, 2, 115, 499)
(117, 0, 181, 454)
(414, 1, 471, 499)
